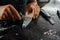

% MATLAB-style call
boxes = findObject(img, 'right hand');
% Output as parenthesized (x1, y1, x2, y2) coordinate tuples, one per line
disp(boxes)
(0, 4, 22, 21)
(25, 2, 40, 19)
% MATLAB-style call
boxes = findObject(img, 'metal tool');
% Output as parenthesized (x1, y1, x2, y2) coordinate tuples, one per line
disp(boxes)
(41, 0, 60, 25)
(57, 10, 60, 18)
(22, 13, 33, 28)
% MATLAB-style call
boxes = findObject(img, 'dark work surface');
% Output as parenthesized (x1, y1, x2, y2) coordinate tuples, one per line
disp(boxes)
(23, 16, 60, 40)
(1, 16, 60, 40)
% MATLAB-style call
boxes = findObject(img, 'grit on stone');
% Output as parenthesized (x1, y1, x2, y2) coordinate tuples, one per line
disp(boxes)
(23, 16, 60, 40)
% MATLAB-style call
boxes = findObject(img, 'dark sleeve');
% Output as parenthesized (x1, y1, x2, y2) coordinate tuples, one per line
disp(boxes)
(0, 0, 8, 5)
(20, 0, 28, 14)
(27, 0, 38, 4)
(37, 0, 40, 5)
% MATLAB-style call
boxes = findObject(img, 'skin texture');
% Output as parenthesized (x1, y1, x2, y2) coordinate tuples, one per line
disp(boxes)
(0, 0, 40, 21)
(25, 0, 40, 19)
(0, 4, 21, 21)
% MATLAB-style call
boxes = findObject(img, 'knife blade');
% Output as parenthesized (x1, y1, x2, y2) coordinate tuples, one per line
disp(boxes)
(22, 13, 33, 28)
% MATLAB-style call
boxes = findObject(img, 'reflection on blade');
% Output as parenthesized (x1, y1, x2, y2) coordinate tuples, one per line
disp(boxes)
(22, 14, 32, 28)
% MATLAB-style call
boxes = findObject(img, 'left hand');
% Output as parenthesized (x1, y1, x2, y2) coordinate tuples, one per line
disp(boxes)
(25, 2, 40, 19)
(0, 4, 22, 21)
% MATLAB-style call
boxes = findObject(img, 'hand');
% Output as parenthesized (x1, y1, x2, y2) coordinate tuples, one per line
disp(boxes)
(0, 4, 21, 21)
(25, 2, 40, 19)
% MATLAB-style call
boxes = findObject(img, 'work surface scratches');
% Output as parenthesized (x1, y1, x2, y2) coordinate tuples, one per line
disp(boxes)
(23, 16, 60, 40)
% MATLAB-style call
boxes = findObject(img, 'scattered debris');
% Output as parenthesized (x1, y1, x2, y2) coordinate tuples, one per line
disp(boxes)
(44, 29, 60, 40)
(0, 36, 4, 38)
(44, 29, 56, 36)
(16, 33, 19, 35)
(41, 39, 43, 40)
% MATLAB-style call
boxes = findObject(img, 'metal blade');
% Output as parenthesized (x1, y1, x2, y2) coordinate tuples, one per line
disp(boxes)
(22, 14, 32, 28)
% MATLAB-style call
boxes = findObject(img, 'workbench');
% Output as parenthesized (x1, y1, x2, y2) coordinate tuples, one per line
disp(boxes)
(23, 15, 60, 40)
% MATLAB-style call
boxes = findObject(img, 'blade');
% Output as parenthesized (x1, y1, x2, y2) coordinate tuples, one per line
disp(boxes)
(22, 14, 32, 28)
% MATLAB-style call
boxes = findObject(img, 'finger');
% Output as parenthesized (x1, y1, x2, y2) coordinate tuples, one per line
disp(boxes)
(32, 9, 35, 19)
(0, 6, 7, 20)
(25, 7, 30, 16)
(1, 13, 6, 20)
(35, 13, 39, 18)
(4, 11, 9, 19)
(32, 5, 38, 19)
(9, 5, 21, 20)
(6, 7, 15, 21)
(35, 6, 40, 19)
(25, 9, 29, 16)
(35, 10, 39, 18)
(32, 14, 35, 19)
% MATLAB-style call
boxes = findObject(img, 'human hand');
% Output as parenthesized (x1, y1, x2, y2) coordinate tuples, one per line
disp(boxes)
(0, 4, 21, 21)
(25, 2, 40, 19)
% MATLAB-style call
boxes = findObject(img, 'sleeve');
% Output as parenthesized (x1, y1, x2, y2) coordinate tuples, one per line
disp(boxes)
(21, 0, 28, 14)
